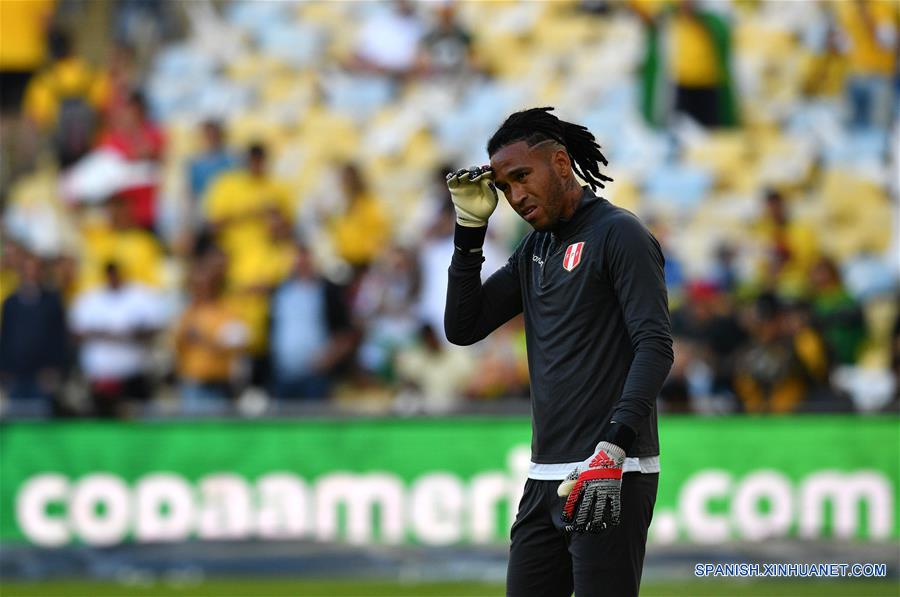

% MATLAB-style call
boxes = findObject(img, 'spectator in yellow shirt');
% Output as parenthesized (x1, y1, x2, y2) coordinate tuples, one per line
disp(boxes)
(0, 0, 54, 113)
(21, 29, 108, 166)
(174, 261, 249, 415)
(669, 2, 737, 127)
(756, 189, 820, 298)
(222, 210, 296, 370)
(203, 142, 294, 370)
(734, 294, 831, 414)
(837, 0, 898, 129)
(802, 16, 849, 100)
(76, 195, 165, 293)
(329, 162, 390, 269)
(637, 0, 739, 128)
(203, 143, 294, 260)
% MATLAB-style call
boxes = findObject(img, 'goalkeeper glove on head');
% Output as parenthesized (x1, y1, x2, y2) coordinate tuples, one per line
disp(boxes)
(446, 165, 499, 228)
(557, 441, 625, 532)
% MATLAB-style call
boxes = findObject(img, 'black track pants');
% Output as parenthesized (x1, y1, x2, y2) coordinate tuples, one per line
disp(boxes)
(507, 472, 659, 597)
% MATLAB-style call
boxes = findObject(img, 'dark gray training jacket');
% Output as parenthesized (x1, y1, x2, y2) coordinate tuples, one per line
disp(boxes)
(445, 188, 674, 463)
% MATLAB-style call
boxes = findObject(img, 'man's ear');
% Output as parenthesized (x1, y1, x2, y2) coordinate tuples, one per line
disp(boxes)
(553, 148, 572, 179)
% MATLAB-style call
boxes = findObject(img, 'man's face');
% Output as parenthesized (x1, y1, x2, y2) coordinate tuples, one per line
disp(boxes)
(105, 265, 122, 290)
(21, 254, 41, 284)
(109, 197, 132, 229)
(294, 247, 316, 279)
(765, 193, 786, 224)
(248, 155, 266, 178)
(203, 123, 223, 150)
(490, 141, 568, 231)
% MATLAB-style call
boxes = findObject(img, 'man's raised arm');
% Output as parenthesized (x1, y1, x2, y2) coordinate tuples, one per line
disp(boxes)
(443, 166, 522, 346)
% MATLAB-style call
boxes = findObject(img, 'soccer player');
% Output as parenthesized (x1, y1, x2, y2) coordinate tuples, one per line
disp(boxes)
(444, 107, 673, 597)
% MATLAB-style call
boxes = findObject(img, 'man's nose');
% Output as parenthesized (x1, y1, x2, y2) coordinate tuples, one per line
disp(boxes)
(509, 188, 527, 208)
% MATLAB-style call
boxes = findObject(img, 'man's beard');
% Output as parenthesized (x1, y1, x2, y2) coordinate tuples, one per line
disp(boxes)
(531, 173, 568, 232)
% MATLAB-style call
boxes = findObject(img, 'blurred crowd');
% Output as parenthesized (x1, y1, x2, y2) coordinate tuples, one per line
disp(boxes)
(0, 0, 897, 419)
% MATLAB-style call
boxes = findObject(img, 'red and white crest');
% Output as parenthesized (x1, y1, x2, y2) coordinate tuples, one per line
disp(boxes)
(563, 242, 585, 272)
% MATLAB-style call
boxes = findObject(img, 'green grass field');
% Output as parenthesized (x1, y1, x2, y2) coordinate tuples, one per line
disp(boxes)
(1, 579, 897, 597)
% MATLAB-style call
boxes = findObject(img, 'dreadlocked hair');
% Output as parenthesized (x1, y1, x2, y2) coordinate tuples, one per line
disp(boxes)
(486, 106, 613, 190)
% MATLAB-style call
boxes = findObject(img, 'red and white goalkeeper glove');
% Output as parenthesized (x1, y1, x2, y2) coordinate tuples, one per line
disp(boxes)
(557, 441, 625, 532)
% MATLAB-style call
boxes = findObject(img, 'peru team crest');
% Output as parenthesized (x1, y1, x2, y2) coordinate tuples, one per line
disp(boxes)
(563, 242, 585, 272)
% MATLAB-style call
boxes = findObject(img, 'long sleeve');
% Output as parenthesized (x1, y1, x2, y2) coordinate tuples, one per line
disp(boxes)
(444, 225, 523, 346)
(605, 215, 674, 436)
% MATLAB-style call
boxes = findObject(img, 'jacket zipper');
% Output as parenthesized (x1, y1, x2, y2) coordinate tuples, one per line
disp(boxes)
(540, 235, 564, 286)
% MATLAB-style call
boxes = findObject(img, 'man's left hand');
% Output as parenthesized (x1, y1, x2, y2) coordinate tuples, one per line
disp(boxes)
(557, 441, 625, 532)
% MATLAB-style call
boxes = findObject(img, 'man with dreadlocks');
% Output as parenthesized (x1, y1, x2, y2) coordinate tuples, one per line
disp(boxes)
(444, 107, 673, 596)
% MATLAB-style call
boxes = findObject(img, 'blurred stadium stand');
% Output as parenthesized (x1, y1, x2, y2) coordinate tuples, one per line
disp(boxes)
(1, 0, 897, 419)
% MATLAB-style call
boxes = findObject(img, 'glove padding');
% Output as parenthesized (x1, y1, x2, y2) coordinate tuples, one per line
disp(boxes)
(557, 441, 625, 532)
(446, 165, 499, 228)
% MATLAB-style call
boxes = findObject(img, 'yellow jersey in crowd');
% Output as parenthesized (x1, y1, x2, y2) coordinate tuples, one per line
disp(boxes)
(838, 0, 898, 77)
(0, 0, 55, 71)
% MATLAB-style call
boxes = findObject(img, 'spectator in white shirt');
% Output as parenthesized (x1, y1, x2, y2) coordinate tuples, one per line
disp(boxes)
(417, 199, 505, 340)
(348, 1, 425, 78)
(70, 261, 168, 417)
(394, 323, 474, 414)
